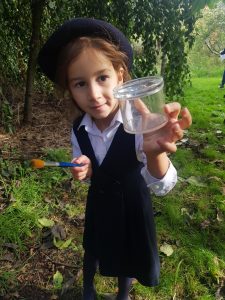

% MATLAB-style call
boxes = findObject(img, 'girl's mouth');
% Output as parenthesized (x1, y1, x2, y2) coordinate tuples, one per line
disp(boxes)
(91, 104, 106, 110)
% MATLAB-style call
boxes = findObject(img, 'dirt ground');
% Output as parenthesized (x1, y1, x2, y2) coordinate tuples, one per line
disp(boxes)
(0, 95, 85, 299)
(0, 93, 73, 159)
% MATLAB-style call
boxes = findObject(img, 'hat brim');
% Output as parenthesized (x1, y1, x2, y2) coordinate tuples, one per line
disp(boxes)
(37, 18, 133, 82)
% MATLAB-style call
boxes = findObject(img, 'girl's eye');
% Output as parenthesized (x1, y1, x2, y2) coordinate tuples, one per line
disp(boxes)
(74, 81, 85, 88)
(98, 75, 109, 82)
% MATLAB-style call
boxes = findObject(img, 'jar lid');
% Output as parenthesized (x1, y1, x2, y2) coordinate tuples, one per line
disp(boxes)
(113, 76, 164, 100)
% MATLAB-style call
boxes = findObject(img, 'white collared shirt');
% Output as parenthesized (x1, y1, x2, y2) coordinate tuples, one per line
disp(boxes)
(71, 110, 177, 196)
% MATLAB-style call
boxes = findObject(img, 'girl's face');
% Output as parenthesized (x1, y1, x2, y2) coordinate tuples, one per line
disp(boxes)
(67, 48, 124, 130)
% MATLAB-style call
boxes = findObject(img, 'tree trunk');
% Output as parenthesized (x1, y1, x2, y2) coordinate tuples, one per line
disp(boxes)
(160, 52, 167, 77)
(23, 0, 45, 123)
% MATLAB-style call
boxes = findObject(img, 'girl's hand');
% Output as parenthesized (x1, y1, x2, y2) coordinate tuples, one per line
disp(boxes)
(71, 155, 92, 181)
(143, 102, 192, 156)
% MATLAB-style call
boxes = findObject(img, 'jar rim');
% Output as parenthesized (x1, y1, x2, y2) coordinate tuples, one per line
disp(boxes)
(113, 76, 164, 100)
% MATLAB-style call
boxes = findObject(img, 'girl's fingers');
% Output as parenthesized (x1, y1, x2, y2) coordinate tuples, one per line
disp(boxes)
(135, 99, 150, 114)
(144, 105, 192, 155)
(178, 107, 192, 129)
(71, 168, 87, 180)
(71, 155, 92, 181)
(77, 173, 87, 180)
(72, 155, 89, 167)
(164, 103, 192, 129)
(172, 123, 184, 141)
(164, 102, 181, 119)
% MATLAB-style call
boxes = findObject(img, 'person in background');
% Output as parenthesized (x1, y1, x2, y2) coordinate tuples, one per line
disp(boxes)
(37, 18, 192, 300)
(219, 48, 225, 88)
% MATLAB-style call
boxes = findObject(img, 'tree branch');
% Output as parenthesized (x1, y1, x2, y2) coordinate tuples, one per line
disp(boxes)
(205, 38, 220, 55)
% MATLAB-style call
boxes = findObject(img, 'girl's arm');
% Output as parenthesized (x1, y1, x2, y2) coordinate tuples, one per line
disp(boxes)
(145, 152, 170, 179)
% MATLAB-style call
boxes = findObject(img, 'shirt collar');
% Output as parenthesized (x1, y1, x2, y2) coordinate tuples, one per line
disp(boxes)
(77, 109, 123, 131)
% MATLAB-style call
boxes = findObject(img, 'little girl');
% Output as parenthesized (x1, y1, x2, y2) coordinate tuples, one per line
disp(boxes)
(38, 18, 192, 300)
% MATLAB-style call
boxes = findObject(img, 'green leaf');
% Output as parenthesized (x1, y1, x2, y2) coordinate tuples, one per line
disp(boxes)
(38, 218, 55, 228)
(53, 238, 72, 250)
(53, 270, 63, 290)
(65, 204, 77, 218)
(48, 1, 56, 9)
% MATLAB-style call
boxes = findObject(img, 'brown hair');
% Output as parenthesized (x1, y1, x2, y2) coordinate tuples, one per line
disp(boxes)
(56, 36, 131, 89)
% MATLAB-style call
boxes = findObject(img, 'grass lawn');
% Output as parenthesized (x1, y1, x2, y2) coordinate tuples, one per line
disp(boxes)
(147, 77, 225, 300)
(0, 77, 225, 299)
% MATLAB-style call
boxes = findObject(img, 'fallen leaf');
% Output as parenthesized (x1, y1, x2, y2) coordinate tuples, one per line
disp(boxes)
(53, 270, 63, 290)
(181, 208, 194, 220)
(9, 193, 16, 202)
(216, 130, 222, 134)
(44, 197, 52, 203)
(178, 177, 186, 182)
(160, 243, 174, 256)
(38, 218, 55, 228)
(176, 138, 189, 146)
(53, 237, 72, 250)
(216, 209, 223, 222)
(75, 268, 83, 280)
(208, 176, 223, 183)
(186, 176, 207, 187)
(65, 204, 78, 218)
(210, 160, 224, 167)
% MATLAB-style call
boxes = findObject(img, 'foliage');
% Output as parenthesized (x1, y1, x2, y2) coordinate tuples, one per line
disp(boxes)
(0, 0, 31, 84)
(192, 0, 221, 12)
(1, 0, 224, 125)
(45, 0, 197, 98)
(187, 3, 225, 77)
(0, 87, 14, 133)
(0, 0, 199, 108)
(196, 2, 225, 52)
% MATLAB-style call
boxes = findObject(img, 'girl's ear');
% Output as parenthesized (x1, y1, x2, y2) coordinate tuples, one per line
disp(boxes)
(117, 67, 124, 84)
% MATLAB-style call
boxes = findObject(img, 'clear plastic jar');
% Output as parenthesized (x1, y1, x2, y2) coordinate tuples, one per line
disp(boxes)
(114, 76, 168, 134)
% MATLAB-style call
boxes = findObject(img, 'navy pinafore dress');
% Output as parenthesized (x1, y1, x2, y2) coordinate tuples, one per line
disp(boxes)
(73, 118, 160, 287)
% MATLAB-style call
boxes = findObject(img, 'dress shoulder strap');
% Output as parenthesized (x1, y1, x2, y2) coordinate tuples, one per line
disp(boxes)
(73, 115, 99, 171)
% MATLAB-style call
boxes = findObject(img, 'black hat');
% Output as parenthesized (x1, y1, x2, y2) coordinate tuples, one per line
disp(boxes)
(37, 18, 133, 82)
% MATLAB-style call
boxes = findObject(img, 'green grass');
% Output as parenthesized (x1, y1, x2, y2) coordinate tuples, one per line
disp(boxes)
(126, 77, 225, 299)
(138, 77, 225, 300)
(0, 77, 225, 299)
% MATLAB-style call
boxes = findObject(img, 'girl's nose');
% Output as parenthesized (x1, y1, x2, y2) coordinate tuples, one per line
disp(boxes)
(88, 82, 101, 101)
